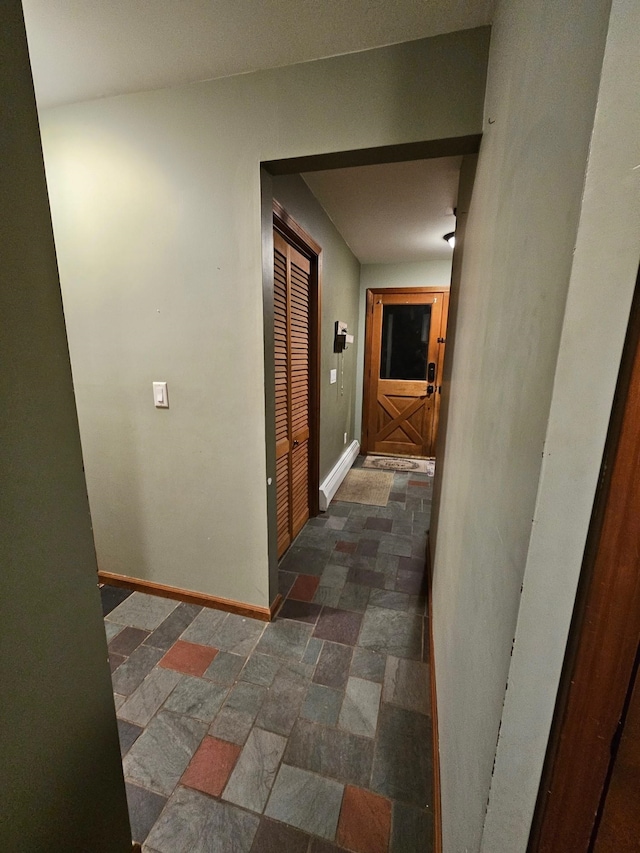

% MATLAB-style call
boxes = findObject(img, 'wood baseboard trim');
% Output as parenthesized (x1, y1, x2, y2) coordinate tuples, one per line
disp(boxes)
(98, 571, 277, 622)
(426, 535, 443, 853)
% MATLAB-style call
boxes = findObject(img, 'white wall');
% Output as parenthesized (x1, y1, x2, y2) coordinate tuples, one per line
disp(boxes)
(40, 29, 489, 608)
(431, 1, 631, 851)
(355, 260, 452, 440)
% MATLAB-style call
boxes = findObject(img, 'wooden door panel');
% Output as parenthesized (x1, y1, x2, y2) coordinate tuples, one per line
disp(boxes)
(273, 225, 311, 557)
(364, 291, 445, 458)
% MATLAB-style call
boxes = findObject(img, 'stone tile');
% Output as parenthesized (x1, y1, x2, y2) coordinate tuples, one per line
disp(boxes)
(145, 785, 259, 853)
(364, 517, 393, 532)
(394, 569, 427, 595)
(383, 657, 431, 715)
(240, 653, 281, 687)
(125, 782, 167, 845)
(320, 564, 350, 588)
(335, 539, 357, 554)
(107, 591, 178, 631)
(104, 621, 124, 642)
(109, 652, 126, 673)
(249, 817, 310, 853)
(279, 545, 331, 577)
(181, 735, 241, 798)
(255, 619, 313, 661)
(390, 801, 434, 853)
(284, 718, 374, 787)
(111, 645, 164, 696)
(368, 589, 410, 612)
(278, 570, 297, 598)
(209, 706, 255, 745)
(313, 586, 343, 607)
(223, 727, 287, 813)
(377, 535, 413, 558)
(307, 516, 329, 528)
(288, 574, 320, 601)
(255, 662, 308, 736)
(181, 608, 228, 647)
(325, 515, 347, 530)
(343, 516, 366, 532)
(350, 647, 386, 684)
(308, 840, 351, 853)
(392, 520, 413, 535)
(325, 502, 351, 517)
(265, 764, 344, 840)
(113, 693, 126, 711)
(100, 584, 133, 616)
(108, 625, 149, 657)
(397, 555, 426, 575)
(207, 613, 265, 656)
(278, 598, 322, 625)
(164, 675, 228, 721)
(123, 710, 207, 796)
(313, 641, 353, 690)
(347, 564, 387, 589)
(203, 650, 246, 685)
(117, 718, 143, 757)
(338, 677, 382, 738)
(370, 704, 432, 806)
(356, 538, 380, 557)
(159, 640, 218, 677)
(118, 667, 181, 726)
(338, 583, 370, 613)
(313, 607, 362, 646)
(302, 636, 323, 665)
(144, 603, 202, 651)
(224, 681, 267, 718)
(358, 607, 423, 660)
(301, 683, 343, 726)
(337, 785, 392, 853)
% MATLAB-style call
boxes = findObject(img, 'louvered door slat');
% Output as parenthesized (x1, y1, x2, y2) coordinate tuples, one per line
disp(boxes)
(273, 227, 312, 555)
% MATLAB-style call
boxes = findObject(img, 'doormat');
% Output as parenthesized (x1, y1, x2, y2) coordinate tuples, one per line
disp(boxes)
(333, 469, 394, 507)
(363, 455, 435, 476)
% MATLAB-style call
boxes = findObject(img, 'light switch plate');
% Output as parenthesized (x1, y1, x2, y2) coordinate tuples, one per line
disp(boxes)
(330, 369, 337, 384)
(153, 381, 169, 408)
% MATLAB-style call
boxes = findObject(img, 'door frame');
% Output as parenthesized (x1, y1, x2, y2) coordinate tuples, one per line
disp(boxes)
(528, 272, 640, 851)
(361, 286, 449, 456)
(273, 199, 322, 519)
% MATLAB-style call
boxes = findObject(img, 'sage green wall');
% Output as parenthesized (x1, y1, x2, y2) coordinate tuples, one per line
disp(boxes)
(40, 28, 489, 607)
(272, 175, 361, 478)
(0, 2, 131, 850)
(355, 260, 452, 441)
(430, 1, 640, 851)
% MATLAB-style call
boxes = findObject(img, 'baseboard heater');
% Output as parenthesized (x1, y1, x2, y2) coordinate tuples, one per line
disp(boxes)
(318, 440, 360, 511)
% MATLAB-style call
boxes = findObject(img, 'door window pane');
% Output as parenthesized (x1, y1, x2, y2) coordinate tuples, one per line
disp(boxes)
(380, 304, 430, 380)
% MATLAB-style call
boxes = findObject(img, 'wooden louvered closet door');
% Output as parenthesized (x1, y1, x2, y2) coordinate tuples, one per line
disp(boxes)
(274, 229, 311, 557)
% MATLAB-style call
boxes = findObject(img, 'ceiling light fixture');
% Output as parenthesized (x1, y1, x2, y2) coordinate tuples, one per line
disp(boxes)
(443, 232, 456, 249)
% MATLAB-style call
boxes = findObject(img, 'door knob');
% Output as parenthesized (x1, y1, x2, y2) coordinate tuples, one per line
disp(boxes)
(293, 439, 299, 447)
(426, 385, 434, 396)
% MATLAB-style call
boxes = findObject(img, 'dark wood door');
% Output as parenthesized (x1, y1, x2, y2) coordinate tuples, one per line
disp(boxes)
(363, 289, 447, 457)
(593, 648, 640, 851)
(274, 228, 311, 557)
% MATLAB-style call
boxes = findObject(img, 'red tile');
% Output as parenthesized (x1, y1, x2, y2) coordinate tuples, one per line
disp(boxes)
(337, 785, 392, 853)
(181, 736, 241, 797)
(158, 640, 218, 676)
(289, 574, 320, 602)
(335, 540, 357, 554)
(409, 480, 429, 488)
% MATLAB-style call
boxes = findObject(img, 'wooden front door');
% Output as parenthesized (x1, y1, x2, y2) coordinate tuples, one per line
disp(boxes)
(363, 289, 448, 458)
(273, 228, 312, 557)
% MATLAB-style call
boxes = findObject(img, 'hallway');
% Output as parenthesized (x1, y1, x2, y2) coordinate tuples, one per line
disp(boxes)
(105, 461, 434, 851)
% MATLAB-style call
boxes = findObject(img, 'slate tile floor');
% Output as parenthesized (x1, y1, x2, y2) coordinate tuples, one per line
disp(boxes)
(103, 462, 434, 852)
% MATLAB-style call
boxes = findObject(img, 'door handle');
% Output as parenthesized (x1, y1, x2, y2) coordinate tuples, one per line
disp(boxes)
(427, 362, 436, 382)
(293, 439, 299, 447)
(426, 385, 434, 397)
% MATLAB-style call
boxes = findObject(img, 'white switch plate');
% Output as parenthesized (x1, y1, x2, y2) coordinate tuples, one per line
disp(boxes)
(330, 369, 337, 384)
(153, 381, 169, 408)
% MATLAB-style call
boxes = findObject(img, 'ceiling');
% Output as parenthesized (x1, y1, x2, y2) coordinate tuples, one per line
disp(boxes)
(22, 0, 494, 109)
(302, 157, 461, 264)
